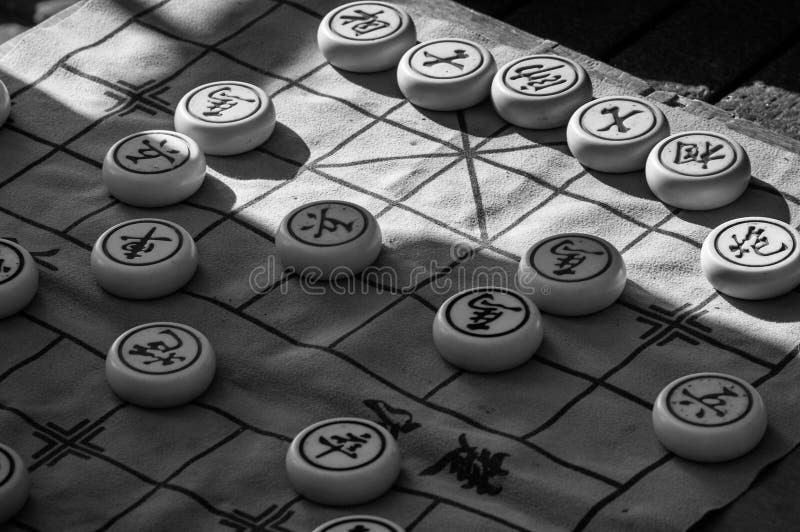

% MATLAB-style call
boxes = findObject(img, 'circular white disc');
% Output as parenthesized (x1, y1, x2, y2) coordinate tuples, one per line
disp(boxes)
(0, 443, 29, 523)
(0, 239, 39, 319)
(517, 233, 627, 316)
(652, 372, 767, 462)
(285, 417, 401, 506)
(397, 38, 497, 111)
(491, 54, 592, 129)
(318, 1, 417, 72)
(645, 131, 750, 210)
(106, 322, 216, 408)
(312, 515, 405, 532)
(90, 218, 198, 299)
(174, 81, 275, 156)
(432, 287, 543, 372)
(700, 216, 800, 299)
(102, 130, 206, 207)
(566, 95, 670, 173)
(275, 200, 382, 279)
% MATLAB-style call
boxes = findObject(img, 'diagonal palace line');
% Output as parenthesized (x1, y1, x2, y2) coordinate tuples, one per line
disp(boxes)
(314, 151, 459, 168)
(309, 166, 519, 262)
(422, 370, 464, 401)
(458, 112, 489, 241)
(476, 142, 569, 155)
(181, 289, 621, 488)
(475, 154, 704, 249)
(374, 156, 465, 219)
(193, 99, 409, 243)
(620, 209, 678, 254)
(489, 169, 589, 243)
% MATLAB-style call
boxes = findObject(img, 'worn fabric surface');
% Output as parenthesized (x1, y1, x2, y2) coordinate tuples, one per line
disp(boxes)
(0, 1, 799, 531)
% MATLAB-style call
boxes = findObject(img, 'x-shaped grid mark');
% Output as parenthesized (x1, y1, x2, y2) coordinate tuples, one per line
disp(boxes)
(56, 68, 173, 117)
(219, 501, 298, 532)
(31, 416, 112, 469)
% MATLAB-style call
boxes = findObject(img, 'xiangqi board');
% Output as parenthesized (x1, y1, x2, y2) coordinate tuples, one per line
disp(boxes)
(0, 0, 799, 531)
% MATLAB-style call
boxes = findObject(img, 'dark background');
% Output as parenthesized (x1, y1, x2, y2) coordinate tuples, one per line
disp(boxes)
(2, 0, 799, 142)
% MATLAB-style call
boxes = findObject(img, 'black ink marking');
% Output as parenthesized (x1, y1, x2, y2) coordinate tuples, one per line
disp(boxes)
(203, 87, 256, 117)
(508, 63, 567, 91)
(422, 49, 469, 69)
(299, 207, 355, 238)
(125, 138, 181, 167)
(597, 106, 643, 133)
(118, 226, 172, 260)
(420, 433, 509, 495)
(729, 226, 788, 259)
(550, 239, 604, 276)
(128, 329, 186, 367)
(339, 8, 390, 36)
(315, 432, 372, 460)
(673, 141, 725, 169)
(364, 399, 421, 439)
(465, 293, 522, 331)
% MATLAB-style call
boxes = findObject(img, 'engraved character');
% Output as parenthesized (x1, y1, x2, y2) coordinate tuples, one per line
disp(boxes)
(677, 385, 740, 419)
(422, 49, 469, 69)
(125, 138, 182, 167)
(508, 63, 567, 91)
(315, 432, 372, 460)
(339, 9, 390, 36)
(673, 141, 725, 169)
(299, 207, 356, 239)
(128, 329, 186, 366)
(118, 226, 173, 260)
(728, 226, 788, 259)
(203, 87, 256, 117)
(550, 239, 604, 276)
(465, 293, 523, 331)
(597, 105, 643, 133)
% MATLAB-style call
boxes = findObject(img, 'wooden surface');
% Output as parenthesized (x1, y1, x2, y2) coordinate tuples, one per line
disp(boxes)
(1, 0, 799, 530)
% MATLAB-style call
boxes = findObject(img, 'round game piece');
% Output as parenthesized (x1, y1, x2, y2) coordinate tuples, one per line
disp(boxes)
(313, 515, 405, 532)
(106, 322, 216, 408)
(396, 38, 497, 111)
(0, 443, 29, 523)
(491, 54, 592, 129)
(275, 200, 382, 280)
(285, 417, 401, 506)
(652, 372, 767, 462)
(0, 80, 10, 128)
(0, 239, 38, 319)
(174, 81, 275, 156)
(517, 233, 626, 316)
(432, 287, 543, 372)
(700, 216, 800, 300)
(318, 1, 417, 73)
(646, 131, 750, 210)
(102, 130, 206, 208)
(566, 95, 670, 173)
(90, 218, 198, 299)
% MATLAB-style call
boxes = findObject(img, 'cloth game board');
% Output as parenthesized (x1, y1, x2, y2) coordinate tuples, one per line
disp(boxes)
(1, 0, 799, 530)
